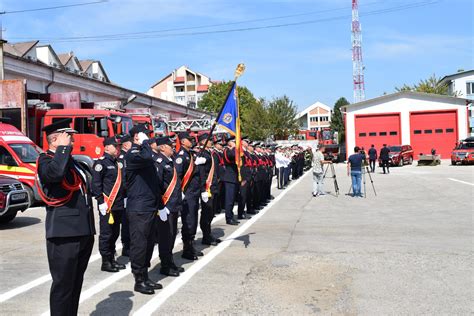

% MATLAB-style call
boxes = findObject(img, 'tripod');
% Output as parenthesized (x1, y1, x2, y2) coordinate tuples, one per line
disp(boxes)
(347, 166, 377, 198)
(322, 162, 339, 196)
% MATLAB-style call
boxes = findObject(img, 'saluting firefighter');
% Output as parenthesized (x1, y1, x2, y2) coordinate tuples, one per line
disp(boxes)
(175, 132, 206, 260)
(124, 124, 163, 295)
(197, 133, 222, 245)
(246, 141, 259, 215)
(211, 135, 225, 215)
(36, 118, 95, 316)
(222, 136, 240, 225)
(117, 134, 132, 257)
(238, 137, 253, 220)
(91, 137, 126, 273)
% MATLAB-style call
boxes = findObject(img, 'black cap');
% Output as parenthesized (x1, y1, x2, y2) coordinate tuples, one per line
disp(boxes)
(42, 118, 77, 136)
(129, 124, 152, 137)
(119, 134, 131, 143)
(177, 132, 193, 141)
(103, 137, 119, 146)
(156, 136, 173, 146)
(198, 133, 210, 143)
(226, 135, 235, 142)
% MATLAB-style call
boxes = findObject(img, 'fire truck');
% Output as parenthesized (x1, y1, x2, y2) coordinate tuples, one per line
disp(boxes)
(124, 108, 169, 136)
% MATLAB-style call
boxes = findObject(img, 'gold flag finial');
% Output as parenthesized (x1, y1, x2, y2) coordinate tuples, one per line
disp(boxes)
(234, 63, 246, 79)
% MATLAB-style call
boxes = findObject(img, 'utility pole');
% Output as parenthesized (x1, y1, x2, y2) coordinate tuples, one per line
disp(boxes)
(0, 18, 6, 80)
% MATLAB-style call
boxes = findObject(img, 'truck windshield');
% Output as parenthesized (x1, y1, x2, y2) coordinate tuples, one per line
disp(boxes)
(458, 143, 474, 149)
(153, 118, 168, 135)
(389, 146, 402, 152)
(10, 143, 42, 163)
(111, 116, 133, 136)
(322, 130, 332, 140)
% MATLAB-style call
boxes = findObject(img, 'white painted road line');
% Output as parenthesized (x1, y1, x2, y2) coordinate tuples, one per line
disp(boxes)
(133, 171, 310, 315)
(448, 178, 474, 186)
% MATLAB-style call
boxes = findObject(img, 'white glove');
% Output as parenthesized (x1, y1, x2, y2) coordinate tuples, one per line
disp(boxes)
(182, 192, 185, 200)
(137, 132, 148, 145)
(158, 207, 170, 221)
(201, 191, 209, 203)
(98, 203, 108, 216)
(195, 157, 207, 165)
(124, 198, 127, 208)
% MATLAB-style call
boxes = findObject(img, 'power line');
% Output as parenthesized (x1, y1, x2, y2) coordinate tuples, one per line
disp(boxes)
(0, 0, 108, 15)
(10, 1, 383, 41)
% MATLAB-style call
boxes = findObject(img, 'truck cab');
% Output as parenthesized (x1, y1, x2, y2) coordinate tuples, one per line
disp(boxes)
(0, 119, 42, 205)
(43, 109, 133, 171)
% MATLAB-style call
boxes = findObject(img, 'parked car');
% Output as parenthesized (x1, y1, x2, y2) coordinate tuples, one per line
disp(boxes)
(0, 175, 30, 223)
(451, 137, 474, 165)
(379, 145, 414, 167)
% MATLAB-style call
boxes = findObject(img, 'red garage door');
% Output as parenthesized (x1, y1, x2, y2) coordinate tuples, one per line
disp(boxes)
(355, 113, 401, 151)
(410, 110, 457, 158)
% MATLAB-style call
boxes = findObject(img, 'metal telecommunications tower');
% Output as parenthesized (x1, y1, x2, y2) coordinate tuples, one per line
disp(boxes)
(351, 0, 365, 103)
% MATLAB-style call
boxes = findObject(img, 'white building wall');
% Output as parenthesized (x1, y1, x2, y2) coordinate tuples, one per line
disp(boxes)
(452, 74, 474, 97)
(345, 95, 468, 156)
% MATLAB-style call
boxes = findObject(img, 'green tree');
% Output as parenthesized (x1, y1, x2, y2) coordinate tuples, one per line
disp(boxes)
(330, 97, 349, 144)
(267, 95, 299, 140)
(242, 97, 270, 140)
(395, 74, 450, 95)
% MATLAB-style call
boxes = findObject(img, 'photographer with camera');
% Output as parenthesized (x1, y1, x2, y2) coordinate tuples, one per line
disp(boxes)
(312, 144, 331, 197)
(347, 146, 366, 198)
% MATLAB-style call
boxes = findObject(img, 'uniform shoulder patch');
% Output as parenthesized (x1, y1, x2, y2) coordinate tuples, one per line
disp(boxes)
(131, 150, 139, 154)
(157, 158, 163, 163)
(99, 157, 105, 160)
(178, 150, 184, 155)
(176, 157, 183, 164)
(94, 163, 103, 172)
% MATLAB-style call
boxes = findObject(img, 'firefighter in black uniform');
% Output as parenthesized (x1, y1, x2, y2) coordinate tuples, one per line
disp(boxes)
(213, 136, 226, 214)
(196, 133, 222, 246)
(152, 137, 185, 276)
(125, 124, 162, 295)
(117, 134, 131, 257)
(246, 142, 259, 215)
(175, 132, 205, 260)
(222, 136, 240, 225)
(238, 137, 253, 220)
(91, 137, 126, 273)
(36, 118, 95, 316)
(253, 143, 267, 210)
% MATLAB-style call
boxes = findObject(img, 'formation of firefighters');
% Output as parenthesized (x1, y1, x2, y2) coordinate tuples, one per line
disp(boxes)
(35, 118, 309, 315)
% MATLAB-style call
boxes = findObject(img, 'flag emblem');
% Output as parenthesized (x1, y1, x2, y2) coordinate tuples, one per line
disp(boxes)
(223, 113, 233, 124)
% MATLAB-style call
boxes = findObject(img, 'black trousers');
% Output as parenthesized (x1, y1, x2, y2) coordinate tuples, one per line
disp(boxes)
(247, 180, 255, 212)
(128, 211, 156, 274)
(277, 167, 284, 189)
(382, 159, 390, 174)
(212, 190, 221, 216)
(47, 235, 94, 316)
(223, 181, 238, 222)
(200, 196, 214, 239)
(121, 208, 130, 248)
(99, 209, 122, 258)
(253, 180, 263, 209)
(369, 159, 376, 172)
(181, 196, 200, 241)
(238, 180, 249, 216)
(157, 212, 179, 268)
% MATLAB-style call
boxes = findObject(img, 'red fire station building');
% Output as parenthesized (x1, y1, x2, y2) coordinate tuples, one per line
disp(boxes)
(342, 91, 470, 158)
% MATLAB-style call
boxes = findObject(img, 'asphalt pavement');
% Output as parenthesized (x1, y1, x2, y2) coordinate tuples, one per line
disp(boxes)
(0, 161, 472, 315)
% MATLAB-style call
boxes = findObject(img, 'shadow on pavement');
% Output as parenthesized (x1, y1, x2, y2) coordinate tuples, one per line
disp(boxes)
(90, 290, 134, 316)
(234, 232, 255, 248)
(0, 216, 41, 230)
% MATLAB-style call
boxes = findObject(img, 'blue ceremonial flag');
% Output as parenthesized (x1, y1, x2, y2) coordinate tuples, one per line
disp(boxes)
(216, 82, 238, 135)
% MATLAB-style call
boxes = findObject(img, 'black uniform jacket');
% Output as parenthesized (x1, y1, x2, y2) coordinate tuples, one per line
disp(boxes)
(175, 147, 201, 198)
(124, 142, 162, 212)
(199, 149, 218, 194)
(221, 147, 238, 183)
(154, 152, 183, 213)
(255, 153, 267, 182)
(380, 147, 390, 160)
(240, 150, 253, 182)
(91, 153, 125, 211)
(37, 146, 95, 239)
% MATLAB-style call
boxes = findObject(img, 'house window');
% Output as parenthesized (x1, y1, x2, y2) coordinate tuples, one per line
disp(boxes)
(466, 82, 474, 95)
(389, 131, 397, 136)
(369, 132, 376, 136)
(359, 133, 366, 137)
(379, 132, 387, 136)
(413, 130, 422, 134)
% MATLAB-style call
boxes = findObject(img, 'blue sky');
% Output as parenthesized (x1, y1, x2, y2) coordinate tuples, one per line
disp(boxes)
(1, 0, 472, 112)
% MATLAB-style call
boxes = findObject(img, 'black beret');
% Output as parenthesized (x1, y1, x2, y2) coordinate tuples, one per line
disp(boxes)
(177, 132, 193, 140)
(119, 134, 131, 143)
(42, 118, 77, 136)
(226, 135, 235, 142)
(198, 133, 210, 143)
(156, 136, 173, 146)
(103, 137, 119, 146)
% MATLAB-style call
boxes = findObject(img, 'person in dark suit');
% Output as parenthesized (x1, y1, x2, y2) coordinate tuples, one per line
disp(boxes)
(222, 136, 240, 225)
(117, 134, 131, 257)
(238, 137, 252, 220)
(36, 118, 95, 316)
(124, 124, 162, 295)
(380, 144, 391, 174)
(368, 144, 377, 173)
(212, 136, 225, 214)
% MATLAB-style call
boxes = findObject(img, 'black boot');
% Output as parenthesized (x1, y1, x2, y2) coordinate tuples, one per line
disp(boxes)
(160, 266, 180, 277)
(202, 236, 218, 246)
(134, 273, 155, 295)
(144, 271, 163, 290)
(182, 240, 198, 260)
(101, 257, 119, 273)
(191, 240, 204, 256)
(112, 257, 126, 270)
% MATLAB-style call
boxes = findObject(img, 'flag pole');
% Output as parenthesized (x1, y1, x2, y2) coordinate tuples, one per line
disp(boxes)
(199, 63, 245, 152)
